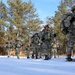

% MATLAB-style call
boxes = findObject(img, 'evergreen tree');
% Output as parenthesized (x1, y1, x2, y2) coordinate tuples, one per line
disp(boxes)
(7, 0, 41, 44)
(54, 0, 69, 43)
(0, 0, 7, 45)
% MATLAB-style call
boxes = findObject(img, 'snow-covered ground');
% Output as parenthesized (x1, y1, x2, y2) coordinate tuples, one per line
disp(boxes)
(0, 56, 75, 75)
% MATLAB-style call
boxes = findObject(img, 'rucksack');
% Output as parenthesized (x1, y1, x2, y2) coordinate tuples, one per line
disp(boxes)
(60, 13, 72, 35)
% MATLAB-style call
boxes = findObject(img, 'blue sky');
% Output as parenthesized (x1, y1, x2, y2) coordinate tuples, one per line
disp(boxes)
(2, 0, 61, 23)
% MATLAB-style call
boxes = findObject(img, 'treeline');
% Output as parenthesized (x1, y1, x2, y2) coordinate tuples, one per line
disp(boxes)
(0, 0, 42, 45)
(0, 0, 75, 55)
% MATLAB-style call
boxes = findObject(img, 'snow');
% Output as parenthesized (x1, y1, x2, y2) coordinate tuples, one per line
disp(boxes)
(0, 56, 75, 75)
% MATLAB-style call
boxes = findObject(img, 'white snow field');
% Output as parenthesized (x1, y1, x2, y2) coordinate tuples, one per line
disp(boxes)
(0, 56, 75, 75)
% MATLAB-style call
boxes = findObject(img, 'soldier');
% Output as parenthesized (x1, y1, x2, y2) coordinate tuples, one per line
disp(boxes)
(61, 5, 75, 61)
(31, 33, 41, 59)
(15, 39, 21, 59)
(39, 25, 54, 60)
(5, 41, 12, 58)
(51, 39, 57, 58)
(26, 45, 30, 59)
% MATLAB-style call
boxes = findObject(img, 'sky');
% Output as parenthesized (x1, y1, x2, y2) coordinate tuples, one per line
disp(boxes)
(2, 0, 61, 23)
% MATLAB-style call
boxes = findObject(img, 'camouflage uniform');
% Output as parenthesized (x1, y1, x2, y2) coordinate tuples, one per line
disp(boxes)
(31, 33, 41, 59)
(6, 41, 12, 58)
(15, 40, 21, 59)
(38, 43, 42, 58)
(52, 39, 57, 58)
(61, 5, 75, 61)
(26, 45, 30, 59)
(39, 25, 54, 60)
(56, 40, 60, 57)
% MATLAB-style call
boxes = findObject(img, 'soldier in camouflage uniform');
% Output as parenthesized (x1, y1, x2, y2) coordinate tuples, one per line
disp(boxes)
(15, 39, 21, 59)
(6, 41, 12, 58)
(26, 45, 30, 59)
(51, 39, 57, 58)
(61, 5, 75, 61)
(39, 25, 54, 60)
(31, 33, 41, 59)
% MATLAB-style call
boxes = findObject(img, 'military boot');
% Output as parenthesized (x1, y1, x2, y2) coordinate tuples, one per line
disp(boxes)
(67, 57, 72, 61)
(27, 56, 30, 59)
(66, 55, 72, 61)
(44, 55, 50, 60)
(17, 56, 20, 59)
(8, 56, 9, 58)
(35, 53, 38, 59)
(31, 54, 34, 59)
(36, 56, 38, 59)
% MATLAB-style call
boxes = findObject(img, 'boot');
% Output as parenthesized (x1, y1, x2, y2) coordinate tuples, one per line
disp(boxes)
(8, 56, 9, 58)
(27, 56, 30, 59)
(44, 55, 50, 60)
(36, 56, 38, 59)
(66, 55, 72, 61)
(17, 56, 20, 59)
(67, 57, 72, 61)
(35, 54, 38, 59)
(31, 54, 34, 59)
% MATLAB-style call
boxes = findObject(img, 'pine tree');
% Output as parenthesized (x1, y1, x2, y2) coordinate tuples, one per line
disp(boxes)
(7, 0, 41, 45)
(0, 0, 7, 46)
(54, 0, 69, 43)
